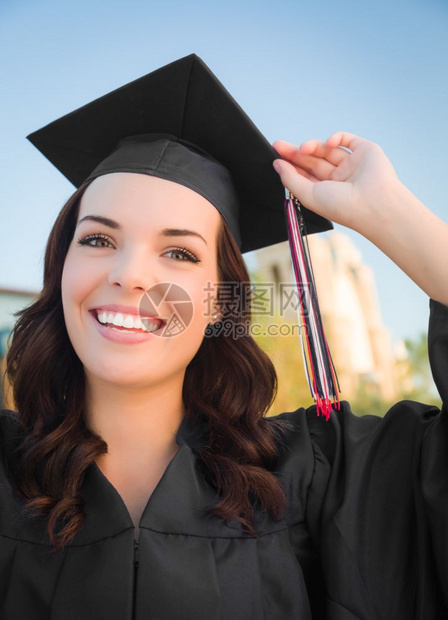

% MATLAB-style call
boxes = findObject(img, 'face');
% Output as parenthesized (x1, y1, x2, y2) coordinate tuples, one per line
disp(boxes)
(61, 172, 221, 390)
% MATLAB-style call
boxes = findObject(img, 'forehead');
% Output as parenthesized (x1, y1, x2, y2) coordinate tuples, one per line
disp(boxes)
(78, 172, 222, 231)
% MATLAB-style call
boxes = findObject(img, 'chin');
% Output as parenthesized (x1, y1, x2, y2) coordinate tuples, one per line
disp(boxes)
(83, 358, 184, 389)
(83, 358, 141, 383)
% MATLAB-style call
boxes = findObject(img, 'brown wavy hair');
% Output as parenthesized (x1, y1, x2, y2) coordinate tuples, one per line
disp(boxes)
(5, 178, 293, 551)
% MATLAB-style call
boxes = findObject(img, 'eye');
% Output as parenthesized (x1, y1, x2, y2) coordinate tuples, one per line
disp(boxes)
(164, 247, 201, 264)
(76, 234, 114, 249)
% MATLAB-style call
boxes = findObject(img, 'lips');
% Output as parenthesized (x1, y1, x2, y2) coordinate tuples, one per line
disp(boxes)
(89, 304, 167, 336)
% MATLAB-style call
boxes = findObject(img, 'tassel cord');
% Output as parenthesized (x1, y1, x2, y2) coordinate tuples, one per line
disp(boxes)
(284, 194, 341, 418)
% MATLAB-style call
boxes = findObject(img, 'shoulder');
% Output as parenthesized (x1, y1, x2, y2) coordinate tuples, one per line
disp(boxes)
(267, 400, 443, 528)
(268, 399, 441, 471)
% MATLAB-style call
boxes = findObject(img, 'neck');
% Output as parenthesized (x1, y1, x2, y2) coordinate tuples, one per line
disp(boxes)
(83, 374, 186, 460)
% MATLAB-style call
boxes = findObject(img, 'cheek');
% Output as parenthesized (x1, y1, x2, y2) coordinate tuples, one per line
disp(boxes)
(61, 256, 76, 319)
(62, 249, 99, 301)
(170, 272, 219, 348)
(190, 273, 220, 321)
(60, 257, 82, 351)
(61, 252, 96, 327)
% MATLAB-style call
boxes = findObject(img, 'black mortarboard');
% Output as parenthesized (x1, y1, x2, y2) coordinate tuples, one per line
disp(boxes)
(26, 53, 332, 254)
(26, 53, 340, 418)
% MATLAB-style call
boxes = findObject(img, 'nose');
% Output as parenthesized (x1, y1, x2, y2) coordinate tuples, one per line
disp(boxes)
(107, 247, 154, 292)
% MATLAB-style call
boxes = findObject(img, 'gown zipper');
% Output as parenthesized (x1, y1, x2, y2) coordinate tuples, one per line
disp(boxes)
(132, 538, 140, 619)
(134, 538, 140, 570)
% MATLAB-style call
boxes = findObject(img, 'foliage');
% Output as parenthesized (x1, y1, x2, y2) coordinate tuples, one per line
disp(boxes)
(396, 332, 441, 408)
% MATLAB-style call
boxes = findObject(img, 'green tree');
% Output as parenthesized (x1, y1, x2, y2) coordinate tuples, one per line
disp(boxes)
(397, 332, 441, 408)
(247, 266, 315, 415)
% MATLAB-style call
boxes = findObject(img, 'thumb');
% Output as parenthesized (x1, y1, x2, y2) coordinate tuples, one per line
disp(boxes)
(273, 159, 315, 208)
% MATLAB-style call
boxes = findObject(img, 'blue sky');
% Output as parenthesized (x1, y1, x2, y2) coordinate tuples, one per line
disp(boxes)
(1, 0, 447, 343)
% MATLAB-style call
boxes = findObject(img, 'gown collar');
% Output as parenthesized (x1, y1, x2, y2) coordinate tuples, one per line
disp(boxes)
(75, 408, 213, 544)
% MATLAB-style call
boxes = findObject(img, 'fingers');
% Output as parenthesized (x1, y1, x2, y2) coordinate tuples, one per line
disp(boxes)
(325, 131, 366, 151)
(272, 132, 371, 191)
(288, 166, 320, 182)
(272, 140, 301, 160)
(274, 132, 368, 157)
(273, 141, 341, 181)
(273, 138, 349, 168)
(272, 158, 320, 182)
(295, 155, 337, 181)
(272, 159, 315, 206)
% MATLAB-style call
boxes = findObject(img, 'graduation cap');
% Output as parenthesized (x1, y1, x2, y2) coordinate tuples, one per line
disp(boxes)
(27, 53, 340, 418)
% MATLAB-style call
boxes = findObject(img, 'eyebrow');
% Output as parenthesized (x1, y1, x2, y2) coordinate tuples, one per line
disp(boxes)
(76, 215, 208, 246)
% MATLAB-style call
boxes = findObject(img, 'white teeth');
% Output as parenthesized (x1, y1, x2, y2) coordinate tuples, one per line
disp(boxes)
(143, 321, 161, 333)
(112, 313, 124, 327)
(122, 315, 134, 329)
(133, 317, 143, 329)
(95, 310, 163, 333)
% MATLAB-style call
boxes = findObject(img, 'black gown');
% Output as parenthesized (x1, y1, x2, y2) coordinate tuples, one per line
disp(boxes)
(1, 298, 447, 619)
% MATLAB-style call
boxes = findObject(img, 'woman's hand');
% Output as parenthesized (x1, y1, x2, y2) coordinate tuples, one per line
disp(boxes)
(272, 131, 400, 237)
(273, 131, 448, 306)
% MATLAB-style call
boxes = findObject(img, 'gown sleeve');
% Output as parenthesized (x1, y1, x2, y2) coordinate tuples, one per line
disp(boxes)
(303, 298, 448, 619)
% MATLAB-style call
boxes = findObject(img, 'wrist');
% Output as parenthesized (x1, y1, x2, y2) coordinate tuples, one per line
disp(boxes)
(357, 179, 448, 304)
(357, 179, 421, 243)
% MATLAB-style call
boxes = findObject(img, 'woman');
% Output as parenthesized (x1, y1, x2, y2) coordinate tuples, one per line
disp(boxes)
(1, 54, 447, 619)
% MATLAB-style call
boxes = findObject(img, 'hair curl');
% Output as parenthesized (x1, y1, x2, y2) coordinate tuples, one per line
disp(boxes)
(5, 179, 293, 551)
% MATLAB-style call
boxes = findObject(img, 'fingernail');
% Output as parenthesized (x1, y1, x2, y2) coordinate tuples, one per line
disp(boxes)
(273, 160, 281, 173)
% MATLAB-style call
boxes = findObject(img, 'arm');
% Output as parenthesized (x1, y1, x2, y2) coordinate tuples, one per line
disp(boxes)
(272, 132, 448, 306)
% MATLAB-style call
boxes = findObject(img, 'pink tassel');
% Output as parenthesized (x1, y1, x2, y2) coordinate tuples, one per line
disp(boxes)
(284, 190, 340, 420)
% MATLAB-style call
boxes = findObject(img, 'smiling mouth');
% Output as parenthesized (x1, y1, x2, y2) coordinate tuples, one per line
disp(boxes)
(92, 310, 166, 334)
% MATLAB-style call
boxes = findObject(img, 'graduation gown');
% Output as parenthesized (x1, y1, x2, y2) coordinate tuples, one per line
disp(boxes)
(1, 298, 447, 620)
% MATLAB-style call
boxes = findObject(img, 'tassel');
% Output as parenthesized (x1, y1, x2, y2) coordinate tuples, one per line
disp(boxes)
(284, 189, 341, 420)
